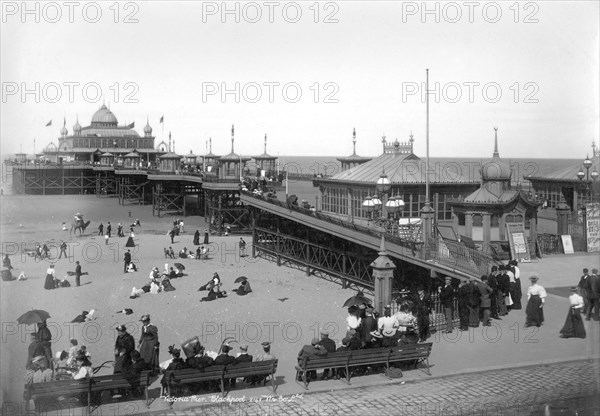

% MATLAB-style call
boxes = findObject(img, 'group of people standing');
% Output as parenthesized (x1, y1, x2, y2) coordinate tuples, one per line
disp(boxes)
(559, 267, 600, 339)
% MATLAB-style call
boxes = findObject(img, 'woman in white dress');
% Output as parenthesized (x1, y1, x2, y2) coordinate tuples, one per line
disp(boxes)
(525, 275, 546, 328)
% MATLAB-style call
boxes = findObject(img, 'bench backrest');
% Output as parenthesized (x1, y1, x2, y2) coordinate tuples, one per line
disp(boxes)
(168, 365, 226, 383)
(300, 351, 352, 370)
(224, 360, 278, 378)
(389, 343, 433, 361)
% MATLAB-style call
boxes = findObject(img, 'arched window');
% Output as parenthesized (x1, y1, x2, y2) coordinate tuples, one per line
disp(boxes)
(472, 214, 483, 227)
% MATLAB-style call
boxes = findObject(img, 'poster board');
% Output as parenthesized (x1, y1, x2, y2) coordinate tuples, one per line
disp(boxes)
(585, 203, 600, 253)
(505, 222, 531, 262)
(561, 235, 574, 254)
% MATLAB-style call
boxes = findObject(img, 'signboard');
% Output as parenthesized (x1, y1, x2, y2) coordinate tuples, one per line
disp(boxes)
(505, 222, 531, 262)
(561, 235, 574, 254)
(586, 203, 600, 253)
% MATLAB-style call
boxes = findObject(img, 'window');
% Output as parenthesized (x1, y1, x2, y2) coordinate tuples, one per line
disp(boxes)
(472, 214, 483, 227)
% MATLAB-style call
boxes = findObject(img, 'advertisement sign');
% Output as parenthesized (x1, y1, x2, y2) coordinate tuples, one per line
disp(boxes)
(586, 203, 600, 253)
(505, 222, 531, 262)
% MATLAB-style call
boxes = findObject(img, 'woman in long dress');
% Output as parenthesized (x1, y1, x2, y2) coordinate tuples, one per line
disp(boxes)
(43, 264, 57, 290)
(193, 230, 200, 245)
(559, 287, 586, 338)
(525, 275, 546, 328)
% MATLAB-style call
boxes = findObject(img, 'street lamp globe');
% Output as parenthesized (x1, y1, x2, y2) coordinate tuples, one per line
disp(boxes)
(385, 195, 405, 214)
(376, 171, 391, 194)
(577, 168, 585, 181)
(591, 169, 599, 181)
(583, 155, 592, 170)
(362, 195, 375, 213)
(371, 195, 382, 211)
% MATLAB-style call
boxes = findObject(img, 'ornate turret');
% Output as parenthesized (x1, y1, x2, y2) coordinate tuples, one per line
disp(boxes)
(143, 117, 153, 137)
(73, 117, 81, 136)
(481, 127, 511, 183)
(337, 128, 372, 172)
(60, 118, 68, 137)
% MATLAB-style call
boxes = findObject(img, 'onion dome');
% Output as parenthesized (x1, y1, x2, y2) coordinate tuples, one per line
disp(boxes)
(73, 117, 81, 134)
(60, 124, 68, 136)
(143, 118, 152, 134)
(481, 127, 511, 181)
(91, 104, 118, 125)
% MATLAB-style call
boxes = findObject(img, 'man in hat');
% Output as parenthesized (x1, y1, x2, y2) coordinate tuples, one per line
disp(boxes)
(478, 276, 494, 327)
(255, 342, 276, 362)
(115, 325, 135, 370)
(342, 329, 362, 350)
(26, 333, 46, 370)
(122, 350, 146, 396)
(214, 344, 236, 366)
(138, 315, 159, 370)
(74, 261, 82, 287)
(124, 250, 131, 274)
(359, 307, 378, 344)
(230, 345, 253, 387)
(297, 338, 327, 381)
(317, 330, 336, 380)
(578, 268, 590, 316)
(586, 268, 600, 321)
(439, 277, 455, 333)
(58, 241, 68, 259)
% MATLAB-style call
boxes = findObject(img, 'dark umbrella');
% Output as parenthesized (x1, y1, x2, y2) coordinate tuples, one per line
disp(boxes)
(17, 310, 51, 325)
(174, 263, 185, 270)
(287, 194, 298, 205)
(234, 276, 248, 284)
(342, 291, 371, 308)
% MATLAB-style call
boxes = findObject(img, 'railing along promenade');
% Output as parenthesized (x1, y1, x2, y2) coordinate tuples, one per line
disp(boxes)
(241, 191, 493, 280)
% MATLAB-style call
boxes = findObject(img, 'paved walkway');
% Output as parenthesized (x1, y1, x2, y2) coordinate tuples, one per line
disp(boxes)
(142, 359, 599, 416)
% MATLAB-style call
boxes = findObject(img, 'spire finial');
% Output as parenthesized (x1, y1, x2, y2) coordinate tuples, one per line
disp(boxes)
(378, 234, 386, 254)
(493, 127, 499, 157)
(264, 133, 267, 154)
(209, 137, 212, 153)
(409, 131, 414, 142)
(169, 131, 172, 152)
(231, 124, 235, 153)
(352, 128, 357, 155)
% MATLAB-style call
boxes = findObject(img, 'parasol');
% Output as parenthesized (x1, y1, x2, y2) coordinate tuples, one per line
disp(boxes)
(17, 310, 51, 325)
(234, 276, 248, 284)
(342, 291, 371, 308)
(174, 263, 185, 270)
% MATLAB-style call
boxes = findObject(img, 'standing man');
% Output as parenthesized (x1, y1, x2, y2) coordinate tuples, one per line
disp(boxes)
(74, 261, 82, 287)
(239, 238, 247, 257)
(578, 268, 590, 317)
(58, 241, 68, 260)
(586, 269, 600, 321)
(138, 315, 159, 370)
(169, 228, 175, 244)
(98, 222, 104, 236)
(478, 276, 494, 327)
(488, 266, 500, 319)
(106, 222, 112, 238)
(439, 277, 455, 334)
(124, 250, 131, 274)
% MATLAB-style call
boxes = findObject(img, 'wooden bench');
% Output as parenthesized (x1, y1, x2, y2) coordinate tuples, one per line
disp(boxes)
(165, 360, 278, 400)
(295, 343, 433, 389)
(24, 370, 153, 414)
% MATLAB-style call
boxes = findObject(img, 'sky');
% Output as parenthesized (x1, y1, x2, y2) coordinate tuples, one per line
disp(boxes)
(1, 1, 598, 158)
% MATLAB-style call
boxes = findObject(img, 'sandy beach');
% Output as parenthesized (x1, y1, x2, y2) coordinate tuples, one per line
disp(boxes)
(1, 195, 599, 414)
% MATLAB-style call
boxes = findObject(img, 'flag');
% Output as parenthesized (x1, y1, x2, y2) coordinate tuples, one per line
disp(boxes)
(159, 116, 164, 123)
(127, 122, 135, 129)
(45, 120, 52, 127)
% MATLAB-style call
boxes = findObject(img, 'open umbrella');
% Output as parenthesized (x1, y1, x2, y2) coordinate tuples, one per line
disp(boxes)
(17, 310, 51, 325)
(174, 263, 185, 271)
(342, 291, 371, 308)
(234, 276, 248, 284)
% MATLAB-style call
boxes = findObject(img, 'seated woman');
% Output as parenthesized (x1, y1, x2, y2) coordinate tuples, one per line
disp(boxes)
(126, 262, 138, 273)
(149, 279, 161, 294)
(394, 302, 420, 345)
(178, 248, 188, 259)
(161, 276, 176, 292)
(72, 352, 93, 380)
(233, 279, 252, 296)
(160, 346, 188, 393)
(54, 350, 76, 380)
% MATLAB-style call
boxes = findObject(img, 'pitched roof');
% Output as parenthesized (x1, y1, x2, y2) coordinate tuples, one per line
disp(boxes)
(527, 158, 598, 182)
(328, 153, 475, 185)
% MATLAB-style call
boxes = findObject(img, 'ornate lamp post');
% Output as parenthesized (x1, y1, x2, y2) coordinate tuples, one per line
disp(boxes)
(578, 155, 599, 203)
(362, 168, 405, 232)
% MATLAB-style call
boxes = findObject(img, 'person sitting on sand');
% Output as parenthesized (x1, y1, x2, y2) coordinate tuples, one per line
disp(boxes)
(3, 254, 13, 270)
(233, 279, 252, 296)
(161, 276, 176, 292)
(178, 247, 188, 259)
(126, 262, 137, 273)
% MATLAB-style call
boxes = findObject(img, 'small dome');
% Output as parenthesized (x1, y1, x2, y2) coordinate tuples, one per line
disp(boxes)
(91, 104, 118, 124)
(481, 156, 511, 181)
(73, 119, 81, 132)
(144, 121, 152, 134)
(60, 125, 68, 136)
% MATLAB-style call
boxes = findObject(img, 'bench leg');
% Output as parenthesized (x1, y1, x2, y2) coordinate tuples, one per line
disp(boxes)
(345, 364, 351, 385)
(271, 372, 277, 393)
(220, 378, 226, 398)
(87, 390, 91, 415)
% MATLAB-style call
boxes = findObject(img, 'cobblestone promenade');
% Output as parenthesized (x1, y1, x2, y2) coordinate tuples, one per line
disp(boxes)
(144, 359, 599, 416)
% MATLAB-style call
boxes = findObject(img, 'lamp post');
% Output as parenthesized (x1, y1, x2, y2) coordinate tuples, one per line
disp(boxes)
(362, 168, 405, 233)
(578, 155, 599, 204)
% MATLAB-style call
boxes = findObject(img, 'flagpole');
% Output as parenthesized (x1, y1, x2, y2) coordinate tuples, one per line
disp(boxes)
(285, 171, 289, 200)
(425, 68, 430, 205)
